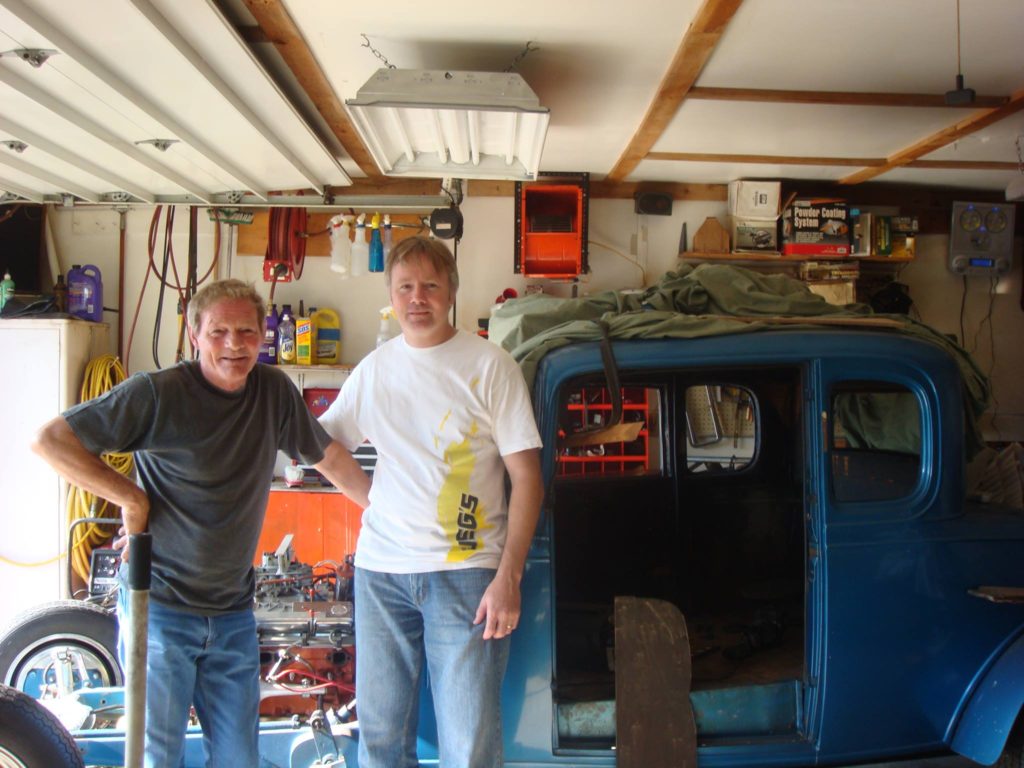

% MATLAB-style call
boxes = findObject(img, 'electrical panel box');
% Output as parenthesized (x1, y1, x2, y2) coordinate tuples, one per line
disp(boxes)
(948, 201, 1016, 276)
(515, 172, 589, 278)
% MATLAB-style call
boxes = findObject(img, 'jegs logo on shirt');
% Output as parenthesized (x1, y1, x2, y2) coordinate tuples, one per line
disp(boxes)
(456, 493, 479, 550)
(438, 422, 492, 562)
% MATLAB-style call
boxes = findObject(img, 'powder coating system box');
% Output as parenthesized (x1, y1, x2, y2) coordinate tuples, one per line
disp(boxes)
(782, 199, 851, 257)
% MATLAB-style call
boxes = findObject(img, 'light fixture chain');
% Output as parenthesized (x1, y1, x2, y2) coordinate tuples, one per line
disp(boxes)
(1016, 135, 1024, 176)
(361, 34, 396, 69)
(504, 41, 538, 72)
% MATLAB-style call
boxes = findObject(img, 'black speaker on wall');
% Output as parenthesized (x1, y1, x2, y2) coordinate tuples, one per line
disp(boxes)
(634, 191, 673, 216)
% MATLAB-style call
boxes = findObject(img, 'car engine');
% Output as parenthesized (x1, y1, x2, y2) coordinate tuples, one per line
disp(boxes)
(253, 536, 356, 719)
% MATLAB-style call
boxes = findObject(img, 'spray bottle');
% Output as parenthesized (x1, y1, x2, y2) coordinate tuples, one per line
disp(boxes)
(369, 213, 384, 273)
(376, 306, 396, 348)
(350, 214, 368, 277)
(328, 214, 353, 275)
(382, 213, 393, 266)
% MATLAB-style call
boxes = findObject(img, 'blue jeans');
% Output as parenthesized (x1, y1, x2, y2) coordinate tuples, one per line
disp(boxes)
(354, 567, 510, 768)
(117, 590, 260, 768)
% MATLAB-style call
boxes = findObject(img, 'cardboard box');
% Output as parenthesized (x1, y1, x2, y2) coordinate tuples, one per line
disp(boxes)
(728, 180, 781, 217)
(729, 181, 781, 252)
(730, 216, 779, 252)
(782, 199, 851, 257)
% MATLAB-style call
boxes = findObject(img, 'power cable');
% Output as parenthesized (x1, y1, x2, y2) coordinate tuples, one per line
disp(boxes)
(66, 355, 134, 586)
(958, 274, 968, 347)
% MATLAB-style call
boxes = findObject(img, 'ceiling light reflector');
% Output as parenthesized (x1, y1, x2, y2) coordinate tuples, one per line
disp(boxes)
(346, 69, 550, 180)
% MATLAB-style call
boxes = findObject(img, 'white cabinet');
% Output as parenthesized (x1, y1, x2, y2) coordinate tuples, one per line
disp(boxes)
(0, 319, 109, 625)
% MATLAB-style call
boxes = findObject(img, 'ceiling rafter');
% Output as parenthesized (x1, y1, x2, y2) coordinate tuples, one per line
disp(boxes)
(1, 0, 268, 201)
(646, 151, 1018, 171)
(0, 115, 155, 203)
(686, 86, 1009, 109)
(840, 84, 1024, 185)
(0, 176, 44, 203)
(606, 0, 744, 182)
(0, 150, 98, 201)
(240, 0, 381, 179)
(127, 0, 332, 196)
(0, 66, 214, 203)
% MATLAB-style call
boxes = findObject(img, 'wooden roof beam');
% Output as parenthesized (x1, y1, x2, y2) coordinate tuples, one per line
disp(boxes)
(241, 0, 381, 179)
(646, 151, 1018, 171)
(606, 0, 744, 182)
(839, 85, 1024, 185)
(687, 86, 1008, 109)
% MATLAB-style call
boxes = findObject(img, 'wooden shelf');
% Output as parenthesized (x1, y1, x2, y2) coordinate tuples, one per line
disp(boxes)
(680, 251, 913, 264)
(277, 363, 355, 373)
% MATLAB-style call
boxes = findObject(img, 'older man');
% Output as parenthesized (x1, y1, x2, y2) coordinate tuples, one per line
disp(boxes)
(32, 278, 368, 767)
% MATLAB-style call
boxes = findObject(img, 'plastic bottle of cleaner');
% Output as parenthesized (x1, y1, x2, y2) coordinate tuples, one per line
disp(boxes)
(382, 213, 393, 264)
(259, 303, 278, 365)
(0, 270, 14, 312)
(350, 214, 368, 277)
(328, 215, 353, 275)
(67, 264, 104, 322)
(53, 274, 67, 313)
(277, 304, 296, 364)
(369, 212, 384, 273)
(296, 306, 313, 366)
(376, 306, 395, 348)
(312, 308, 341, 364)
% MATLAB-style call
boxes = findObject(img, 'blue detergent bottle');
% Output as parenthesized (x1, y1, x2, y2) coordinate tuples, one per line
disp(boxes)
(369, 212, 384, 273)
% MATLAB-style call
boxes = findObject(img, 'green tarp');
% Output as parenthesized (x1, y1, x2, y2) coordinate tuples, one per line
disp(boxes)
(491, 262, 989, 456)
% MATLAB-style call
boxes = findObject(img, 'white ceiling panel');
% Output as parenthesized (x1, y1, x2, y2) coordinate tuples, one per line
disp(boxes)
(654, 101, 980, 157)
(0, 0, 1021, 203)
(282, 0, 704, 180)
(0, 0, 351, 205)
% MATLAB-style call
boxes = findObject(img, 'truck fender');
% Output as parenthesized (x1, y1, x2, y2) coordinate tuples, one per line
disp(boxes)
(951, 632, 1024, 765)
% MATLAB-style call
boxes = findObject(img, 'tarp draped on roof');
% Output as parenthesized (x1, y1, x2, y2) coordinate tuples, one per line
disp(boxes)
(490, 262, 990, 455)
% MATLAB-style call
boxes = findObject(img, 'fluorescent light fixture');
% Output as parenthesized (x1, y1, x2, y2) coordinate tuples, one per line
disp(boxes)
(346, 69, 550, 181)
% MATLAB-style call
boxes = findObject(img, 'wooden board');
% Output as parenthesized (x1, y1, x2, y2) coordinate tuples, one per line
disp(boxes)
(615, 596, 698, 768)
(692, 216, 730, 253)
(236, 212, 426, 257)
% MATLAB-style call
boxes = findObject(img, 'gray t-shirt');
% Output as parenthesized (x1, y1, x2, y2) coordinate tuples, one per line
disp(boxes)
(64, 361, 331, 614)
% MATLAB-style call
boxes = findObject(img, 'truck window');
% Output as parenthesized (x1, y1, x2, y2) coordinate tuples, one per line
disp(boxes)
(831, 382, 921, 502)
(684, 384, 757, 473)
(558, 385, 662, 477)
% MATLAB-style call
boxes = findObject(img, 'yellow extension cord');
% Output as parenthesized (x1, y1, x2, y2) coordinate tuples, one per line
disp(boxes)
(67, 355, 135, 583)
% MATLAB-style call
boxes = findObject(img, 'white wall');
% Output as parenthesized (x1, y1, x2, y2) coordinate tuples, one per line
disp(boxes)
(47, 199, 1024, 441)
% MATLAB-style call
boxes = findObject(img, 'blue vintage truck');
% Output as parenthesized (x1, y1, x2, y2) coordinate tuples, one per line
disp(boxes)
(2, 267, 1023, 767)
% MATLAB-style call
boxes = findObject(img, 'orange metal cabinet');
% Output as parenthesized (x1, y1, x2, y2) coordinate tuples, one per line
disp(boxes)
(256, 490, 363, 566)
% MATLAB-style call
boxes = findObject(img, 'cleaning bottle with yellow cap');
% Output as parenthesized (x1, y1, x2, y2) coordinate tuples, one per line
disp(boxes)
(369, 213, 384, 273)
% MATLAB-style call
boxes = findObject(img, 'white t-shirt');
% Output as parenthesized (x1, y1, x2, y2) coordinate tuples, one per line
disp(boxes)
(319, 330, 543, 573)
